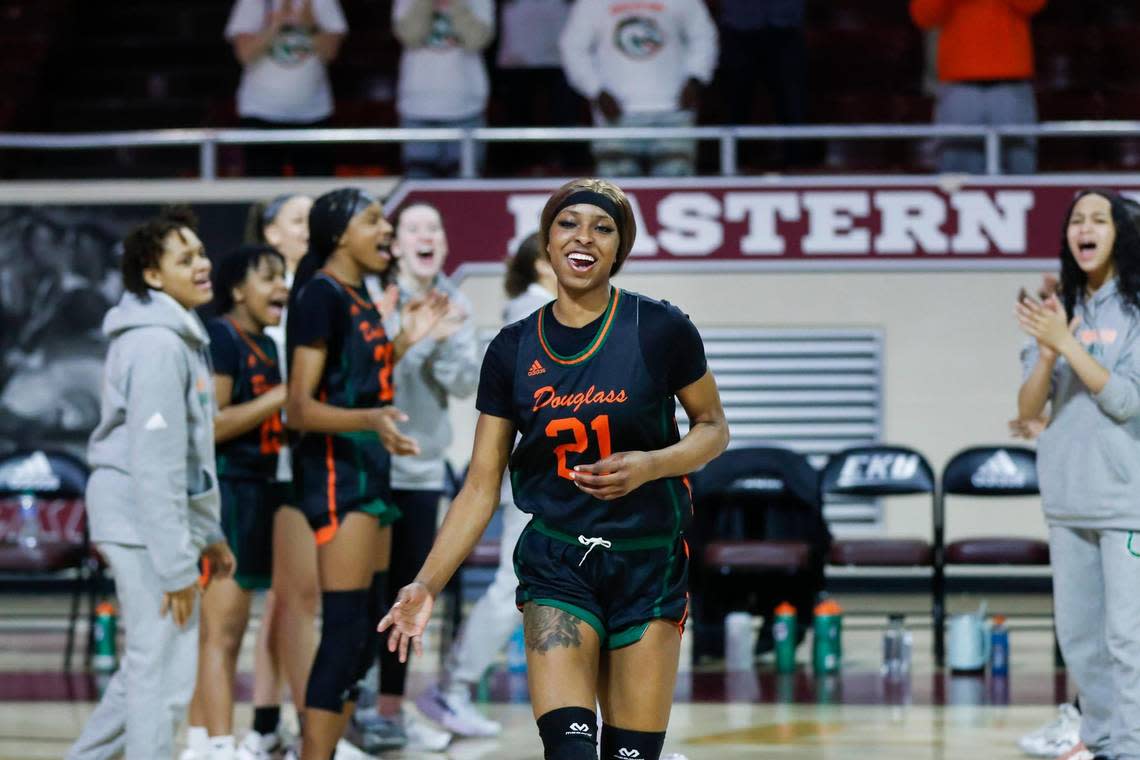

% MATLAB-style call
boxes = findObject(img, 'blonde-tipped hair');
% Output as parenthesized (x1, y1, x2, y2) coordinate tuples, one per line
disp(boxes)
(539, 178, 636, 276)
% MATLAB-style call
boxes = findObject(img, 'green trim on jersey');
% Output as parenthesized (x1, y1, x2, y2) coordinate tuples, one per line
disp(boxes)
(538, 287, 621, 364)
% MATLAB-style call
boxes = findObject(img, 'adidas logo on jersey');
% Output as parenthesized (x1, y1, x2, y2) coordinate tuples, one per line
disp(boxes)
(528, 359, 546, 376)
(970, 449, 1027, 489)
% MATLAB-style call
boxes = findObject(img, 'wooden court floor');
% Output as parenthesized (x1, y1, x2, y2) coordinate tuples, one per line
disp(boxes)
(0, 593, 1070, 759)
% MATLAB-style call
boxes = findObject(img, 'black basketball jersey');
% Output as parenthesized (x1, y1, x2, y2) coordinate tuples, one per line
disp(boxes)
(305, 272, 394, 410)
(210, 317, 284, 480)
(509, 288, 693, 540)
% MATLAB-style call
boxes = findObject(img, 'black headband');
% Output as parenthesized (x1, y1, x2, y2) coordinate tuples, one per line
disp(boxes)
(553, 190, 625, 230)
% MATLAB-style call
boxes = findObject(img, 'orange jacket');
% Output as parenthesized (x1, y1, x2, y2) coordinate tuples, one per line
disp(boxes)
(910, 0, 1046, 82)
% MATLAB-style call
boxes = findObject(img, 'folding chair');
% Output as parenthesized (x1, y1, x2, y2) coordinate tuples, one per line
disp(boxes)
(821, 445, 941, 661)
(0, 449, 98, 669)
(937, 445, 1053, 666)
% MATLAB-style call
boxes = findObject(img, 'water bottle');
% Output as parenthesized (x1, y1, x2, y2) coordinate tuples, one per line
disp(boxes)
(724, 612, 755, 671)
(812, 597, 843, 675)
(92, 602, 118, 673)
(773, 602, 798, 674)
(506, 624, 527, 673)
(990, 615, 1009, 676)
(881, 613, 913, 680)
(17, 494, 40, 549)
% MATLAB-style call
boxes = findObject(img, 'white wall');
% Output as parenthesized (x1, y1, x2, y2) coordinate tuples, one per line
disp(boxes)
(448, 268, 1047, 542)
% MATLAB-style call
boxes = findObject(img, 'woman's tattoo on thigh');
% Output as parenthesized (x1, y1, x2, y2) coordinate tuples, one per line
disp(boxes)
(525, 605, 583, 652)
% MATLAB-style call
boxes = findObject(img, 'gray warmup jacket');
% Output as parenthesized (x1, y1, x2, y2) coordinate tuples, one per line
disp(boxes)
(1023, 278, 1140, 529)
(389, 274, 480, 491)
(85, 291, 223, 592)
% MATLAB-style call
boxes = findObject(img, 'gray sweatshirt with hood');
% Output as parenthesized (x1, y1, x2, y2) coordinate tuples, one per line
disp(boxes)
(1023, 278, 1140, 529)
(388, 273, 480, 491)
(85, 291, 223, 592)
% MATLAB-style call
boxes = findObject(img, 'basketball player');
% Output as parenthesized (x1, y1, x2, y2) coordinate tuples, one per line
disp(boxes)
(381, 178, 729, 760)
(285, 188, 447, 759)
(184, 245, 289, 760)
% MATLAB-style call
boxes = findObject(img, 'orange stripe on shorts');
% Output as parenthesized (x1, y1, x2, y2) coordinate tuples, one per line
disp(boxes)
(315, 433, 339, 546)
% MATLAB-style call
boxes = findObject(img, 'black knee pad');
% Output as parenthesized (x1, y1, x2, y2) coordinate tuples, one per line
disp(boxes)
(601, 724, 666, 760)
(362, 569, 389, 665)
(304, 589, 370, 712)
(537, 707, 598, 760)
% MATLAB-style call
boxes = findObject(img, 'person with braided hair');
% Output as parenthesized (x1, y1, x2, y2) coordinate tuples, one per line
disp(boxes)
(283, 188, 447, 759)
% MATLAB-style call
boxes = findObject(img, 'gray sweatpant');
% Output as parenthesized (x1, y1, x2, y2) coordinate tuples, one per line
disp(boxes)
(67, 543, 199, 760)
(934, 81, 1037, 174)
(1051, 526, 1140, 759)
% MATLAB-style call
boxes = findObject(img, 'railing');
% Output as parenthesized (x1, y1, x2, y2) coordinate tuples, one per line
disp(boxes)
(0, 121, 1136, 179)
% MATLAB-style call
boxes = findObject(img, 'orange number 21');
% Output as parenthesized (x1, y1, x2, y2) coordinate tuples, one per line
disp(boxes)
(544, 414, 612, 480)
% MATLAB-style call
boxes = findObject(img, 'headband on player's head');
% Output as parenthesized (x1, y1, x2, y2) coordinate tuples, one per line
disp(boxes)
(552, 190, 626, 232)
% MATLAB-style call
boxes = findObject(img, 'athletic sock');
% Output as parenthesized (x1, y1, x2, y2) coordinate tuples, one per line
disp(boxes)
(186, 726, 209, 755)
(600, 724, 666, 760)
(252, 705, 281, 736)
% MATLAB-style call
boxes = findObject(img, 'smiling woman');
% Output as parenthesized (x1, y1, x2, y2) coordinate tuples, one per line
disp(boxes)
(380, 178, 730, 760)
(68, 207, 234, 759)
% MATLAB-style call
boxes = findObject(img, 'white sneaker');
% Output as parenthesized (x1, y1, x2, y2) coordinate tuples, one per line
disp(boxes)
(1016, 703, 1081, 757)
(332, 737, 375, 760)
(182, 726, 209, 760)
(207, 737, 237, 760)
(237, 731, 285, 760)
(415, 684, 503, 738)
(403, 709, 453, 752)
(1057, 749, 1093, 760)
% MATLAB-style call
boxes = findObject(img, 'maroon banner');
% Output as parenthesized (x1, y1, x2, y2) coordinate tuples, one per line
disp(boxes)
(384, 178, 1140, 276)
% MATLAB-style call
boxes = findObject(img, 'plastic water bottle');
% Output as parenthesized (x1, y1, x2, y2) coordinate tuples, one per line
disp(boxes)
(812, 597, 843, 675)
(17, 494, 40, 549)
(506, 624, 527, 673)
(881, 613, 913, 680)
(92, 602, 118, 673)
(990, 615, 1010, 676)
(773, 602, 798, 674)
(724, 612, 755, 671)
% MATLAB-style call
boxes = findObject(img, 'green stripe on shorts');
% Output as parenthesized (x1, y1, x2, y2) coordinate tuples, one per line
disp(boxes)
(530, 598, 606, 644)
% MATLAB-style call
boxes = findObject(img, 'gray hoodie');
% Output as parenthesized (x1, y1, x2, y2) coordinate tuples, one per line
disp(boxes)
(1023, 278, 1140, 529)
(86, 291, 223, 592)
(389, 273, 480, 490)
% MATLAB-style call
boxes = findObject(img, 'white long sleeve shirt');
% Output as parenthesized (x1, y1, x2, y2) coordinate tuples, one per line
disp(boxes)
(393, 0, 495, 121)
(559, 0, 718, 113)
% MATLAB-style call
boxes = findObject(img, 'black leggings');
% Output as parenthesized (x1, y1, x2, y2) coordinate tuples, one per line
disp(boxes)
(379, 488, 441, 696)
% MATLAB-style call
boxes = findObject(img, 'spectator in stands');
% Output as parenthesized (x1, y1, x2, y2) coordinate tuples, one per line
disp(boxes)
(910, 0, 1045, 175)
(560, 0, 718, 177)
(393, 0, 495, 178)
(493, 0, 577, 173)
(225, 0, 347, 177)
(716, 0, 809, 168)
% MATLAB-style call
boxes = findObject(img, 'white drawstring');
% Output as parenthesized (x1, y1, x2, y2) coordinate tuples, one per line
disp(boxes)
(577, 535, 613, 566)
